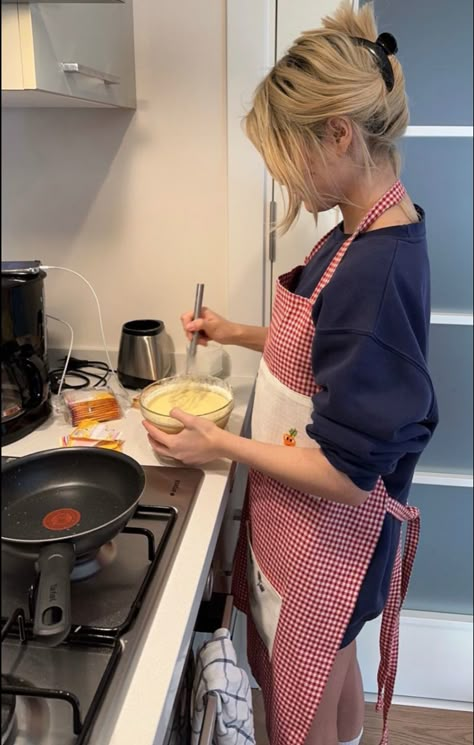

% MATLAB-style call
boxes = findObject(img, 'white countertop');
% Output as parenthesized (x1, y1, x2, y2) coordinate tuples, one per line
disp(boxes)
(2, 376, 254, 745)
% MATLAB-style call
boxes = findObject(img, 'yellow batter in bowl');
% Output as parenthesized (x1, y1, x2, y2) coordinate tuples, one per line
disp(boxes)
(140, 375, 234, 434)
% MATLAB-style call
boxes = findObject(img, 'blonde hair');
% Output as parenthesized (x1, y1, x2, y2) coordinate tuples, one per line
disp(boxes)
(245, 1, 409, 232)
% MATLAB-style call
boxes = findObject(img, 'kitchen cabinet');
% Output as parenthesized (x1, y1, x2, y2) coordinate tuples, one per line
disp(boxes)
(3, 1, 124, 3)
(1, 1, 135, 108)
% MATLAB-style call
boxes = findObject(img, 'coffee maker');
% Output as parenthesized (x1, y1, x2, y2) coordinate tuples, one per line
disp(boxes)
(1, 261, 51, 445)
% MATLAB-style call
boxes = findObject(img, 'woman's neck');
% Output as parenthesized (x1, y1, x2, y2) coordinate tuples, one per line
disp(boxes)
(338, 167, 401, 234)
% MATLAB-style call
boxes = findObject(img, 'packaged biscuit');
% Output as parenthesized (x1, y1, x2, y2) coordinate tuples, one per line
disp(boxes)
(61, 388, 122, 426)
(61, 420, 124, 451)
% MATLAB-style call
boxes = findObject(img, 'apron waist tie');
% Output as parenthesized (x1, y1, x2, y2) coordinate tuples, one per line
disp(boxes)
(376, 497, 421, 745)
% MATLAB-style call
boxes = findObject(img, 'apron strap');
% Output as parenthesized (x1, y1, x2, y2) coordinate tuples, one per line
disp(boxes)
(304, 226, 337, 266)
(376, 496, 421, 745)
(309, 180, 407, 303)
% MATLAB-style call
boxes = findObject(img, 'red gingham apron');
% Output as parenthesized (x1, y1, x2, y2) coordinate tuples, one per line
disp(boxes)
(232, 181, 421, 745)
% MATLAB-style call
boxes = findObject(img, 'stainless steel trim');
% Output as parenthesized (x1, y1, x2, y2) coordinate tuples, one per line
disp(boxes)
(60, 63, 120, 85)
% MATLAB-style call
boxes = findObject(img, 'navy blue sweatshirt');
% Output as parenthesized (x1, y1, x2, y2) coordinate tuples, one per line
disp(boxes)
(292, 207, 438, 645)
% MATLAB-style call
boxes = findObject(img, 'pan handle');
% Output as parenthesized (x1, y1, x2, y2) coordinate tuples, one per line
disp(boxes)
(33, 543, 75, 645)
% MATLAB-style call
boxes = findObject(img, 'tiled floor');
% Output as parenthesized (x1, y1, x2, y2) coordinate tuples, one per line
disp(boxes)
(252, 690, 473, 745)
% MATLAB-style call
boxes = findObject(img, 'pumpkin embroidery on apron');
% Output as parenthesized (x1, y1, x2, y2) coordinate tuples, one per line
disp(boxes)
(232, 181, 421, 745)
(283, 429, 297, 447)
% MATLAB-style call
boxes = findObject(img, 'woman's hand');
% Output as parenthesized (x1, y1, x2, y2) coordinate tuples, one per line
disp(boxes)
(142, 409, 227, 465)
(180, 307, 238, 347)
(143, 411, 368, 506)
(180, 307, 269, 352)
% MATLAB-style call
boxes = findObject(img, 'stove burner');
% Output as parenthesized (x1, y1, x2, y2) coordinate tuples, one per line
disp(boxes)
(71, 541, 118, 582)
(1, 689, 16, 745)
(32, 541, 118, 584)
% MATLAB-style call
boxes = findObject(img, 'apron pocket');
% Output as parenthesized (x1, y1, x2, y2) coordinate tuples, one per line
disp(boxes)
(246, 523, 282, 659)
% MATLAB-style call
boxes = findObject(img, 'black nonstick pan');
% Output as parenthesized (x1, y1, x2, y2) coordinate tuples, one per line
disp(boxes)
(1, 447, 145, 646)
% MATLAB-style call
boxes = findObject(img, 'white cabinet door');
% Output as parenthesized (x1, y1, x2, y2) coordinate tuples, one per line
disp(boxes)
(268, 0, 343, 310)
(2, 0, 135, 108)
(1, 4, 23, 90)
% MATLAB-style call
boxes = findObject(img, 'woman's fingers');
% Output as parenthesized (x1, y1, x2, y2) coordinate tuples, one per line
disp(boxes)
(146, 434, 170, 457)
(169, 407, 197, 427)
(180, 308, 209, 344)
(142, 420, 173, 448)
(180, 311, 195, 342)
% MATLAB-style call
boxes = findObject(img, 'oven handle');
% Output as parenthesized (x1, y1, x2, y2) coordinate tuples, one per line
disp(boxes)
(197, 694, 218, 745)
(197, 594, 234, 745)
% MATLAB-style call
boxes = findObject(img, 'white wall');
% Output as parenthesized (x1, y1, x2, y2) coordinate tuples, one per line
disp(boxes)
(2, 0, 230, 367)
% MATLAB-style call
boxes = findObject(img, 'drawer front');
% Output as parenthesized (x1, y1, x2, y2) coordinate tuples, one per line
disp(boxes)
(28, 2, 135, 108)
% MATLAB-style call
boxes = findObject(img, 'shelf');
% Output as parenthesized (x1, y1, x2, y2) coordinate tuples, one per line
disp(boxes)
(413, 471, 473, 488)
(405, 126, 473, 138)
(431, 312, 473, 326)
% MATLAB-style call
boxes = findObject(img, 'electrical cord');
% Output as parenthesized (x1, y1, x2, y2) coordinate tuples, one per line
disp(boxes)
(49, 356, 113, 393)
(40, 266, 114, 374)
(68, 358, 111, 387)
(41, 265, 131, 407)
(45, 314, 74, 398)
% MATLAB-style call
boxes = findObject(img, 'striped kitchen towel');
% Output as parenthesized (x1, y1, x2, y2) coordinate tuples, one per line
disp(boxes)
(191, 628, 255, 745)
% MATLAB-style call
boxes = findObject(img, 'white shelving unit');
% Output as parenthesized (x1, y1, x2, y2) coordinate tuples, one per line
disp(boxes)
(403, 120, 473, 492)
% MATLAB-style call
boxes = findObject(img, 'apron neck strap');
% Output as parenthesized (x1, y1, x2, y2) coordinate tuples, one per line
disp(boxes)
(309, 180, 406, 303)
(355, 179, 406, 235)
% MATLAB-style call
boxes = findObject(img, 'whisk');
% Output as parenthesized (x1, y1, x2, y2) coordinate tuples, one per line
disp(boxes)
(185, 283, 204, 374)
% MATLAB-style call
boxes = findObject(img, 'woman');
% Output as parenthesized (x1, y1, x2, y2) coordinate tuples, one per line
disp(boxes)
(143, 3, 438, 744)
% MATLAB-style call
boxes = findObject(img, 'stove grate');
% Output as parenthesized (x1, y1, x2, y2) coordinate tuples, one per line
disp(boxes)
(1, 612, 122, 745)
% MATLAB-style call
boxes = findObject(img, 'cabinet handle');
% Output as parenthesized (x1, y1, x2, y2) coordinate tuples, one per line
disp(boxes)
(269, 200, 277, 262)
(60, 63, 120, 85)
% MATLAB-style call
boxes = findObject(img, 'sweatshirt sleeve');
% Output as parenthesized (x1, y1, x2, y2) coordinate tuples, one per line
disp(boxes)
(306, 329, 437, 490)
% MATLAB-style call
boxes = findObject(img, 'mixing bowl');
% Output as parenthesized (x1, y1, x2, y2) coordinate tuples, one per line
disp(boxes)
(139, 375, 234, 434)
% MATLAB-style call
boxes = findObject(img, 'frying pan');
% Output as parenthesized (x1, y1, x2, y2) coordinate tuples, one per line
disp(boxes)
(1, 448, 145, 646)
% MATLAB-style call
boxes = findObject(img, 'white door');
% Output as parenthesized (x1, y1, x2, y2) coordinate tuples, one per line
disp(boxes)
(266, 0, 346, 316)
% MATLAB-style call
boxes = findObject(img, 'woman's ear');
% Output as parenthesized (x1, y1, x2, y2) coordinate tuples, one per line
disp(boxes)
(326, 117, 352, 154)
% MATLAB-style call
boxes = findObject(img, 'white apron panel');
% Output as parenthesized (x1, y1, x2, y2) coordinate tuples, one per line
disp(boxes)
(251, 358, 320, 450)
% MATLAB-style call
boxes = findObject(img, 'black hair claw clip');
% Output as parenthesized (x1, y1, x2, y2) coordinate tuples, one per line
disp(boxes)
(352, 31, 399, 92)
(376, 33, 398, 56)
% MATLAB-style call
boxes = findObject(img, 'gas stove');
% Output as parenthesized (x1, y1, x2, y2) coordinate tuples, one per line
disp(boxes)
(1, 456, 204, 745)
